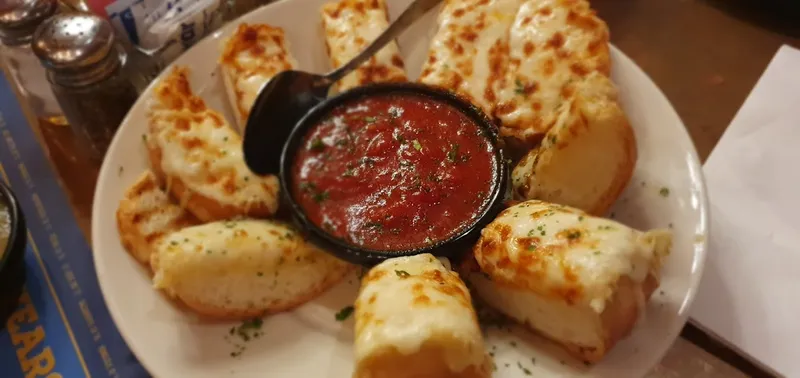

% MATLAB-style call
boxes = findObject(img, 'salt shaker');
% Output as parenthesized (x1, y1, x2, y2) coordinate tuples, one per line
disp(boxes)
(32, 13, 141, 161)
(0, 0, 62, 122)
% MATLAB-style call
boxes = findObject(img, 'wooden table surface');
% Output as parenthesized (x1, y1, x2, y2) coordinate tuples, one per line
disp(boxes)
(30, 0, 799, 376)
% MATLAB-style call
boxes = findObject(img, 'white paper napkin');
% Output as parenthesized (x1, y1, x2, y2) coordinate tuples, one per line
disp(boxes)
(691, 45, 800, 377)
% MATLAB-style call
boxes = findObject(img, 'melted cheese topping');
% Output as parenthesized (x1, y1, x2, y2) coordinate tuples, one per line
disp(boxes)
(220, 24, 298, 128)
(418, 0, 524, 115)
(153, 219, 350, 311)
(148, 67, 280, 219)
(510, 71, 634, 215)
(321, 0, 407, 93)
(355, 254, 486, 373)
(494, 0, 610, 143)
(473, 200, 671, 313)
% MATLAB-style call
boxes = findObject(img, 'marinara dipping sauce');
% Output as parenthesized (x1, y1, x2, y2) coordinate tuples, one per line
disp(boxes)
(290, 93, 497, 252)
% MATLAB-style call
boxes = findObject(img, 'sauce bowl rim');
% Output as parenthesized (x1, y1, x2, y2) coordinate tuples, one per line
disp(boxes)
(279, 82, 509, 266)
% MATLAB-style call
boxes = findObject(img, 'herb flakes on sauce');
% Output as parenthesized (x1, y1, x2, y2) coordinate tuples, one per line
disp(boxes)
(447, 143, 460, 163)
(309, 137, 325, 151)
(395, 270, 411, 278)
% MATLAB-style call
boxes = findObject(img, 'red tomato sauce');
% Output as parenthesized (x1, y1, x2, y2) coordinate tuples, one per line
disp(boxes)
(291, 93, 496, 251)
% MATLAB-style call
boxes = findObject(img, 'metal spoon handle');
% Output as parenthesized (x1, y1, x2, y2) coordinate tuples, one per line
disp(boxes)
(324, 0, 444, 83)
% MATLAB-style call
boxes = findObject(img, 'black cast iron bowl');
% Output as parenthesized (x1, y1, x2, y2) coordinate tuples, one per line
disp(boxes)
(279, 83, 510, 266)
(0, 181, 27, 329)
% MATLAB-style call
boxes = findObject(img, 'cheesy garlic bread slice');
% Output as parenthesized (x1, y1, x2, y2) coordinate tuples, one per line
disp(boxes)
(152, 219, 352, 320)
(354, 254, 490, 378)
(418, 0, 524, 115)
(219, 23, 298, 129)
(511, 72, 635, 215)
(494, 0, 612, 145)
(466, 200, 671, 363)
(116, 171, 196, 268)
(147, 67, 280, 222)
(321, 0, 407, 93)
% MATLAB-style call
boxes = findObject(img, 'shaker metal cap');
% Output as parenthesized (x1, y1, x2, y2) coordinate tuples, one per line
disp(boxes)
(0, 0, 57, 44)
(32, 13, 115, 71)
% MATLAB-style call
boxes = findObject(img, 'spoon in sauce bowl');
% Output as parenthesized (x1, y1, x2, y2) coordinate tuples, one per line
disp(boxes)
(243, 0, 444, 176)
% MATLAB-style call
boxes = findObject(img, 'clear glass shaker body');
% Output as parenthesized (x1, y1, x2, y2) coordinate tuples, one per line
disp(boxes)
(47, 55, 140, 162)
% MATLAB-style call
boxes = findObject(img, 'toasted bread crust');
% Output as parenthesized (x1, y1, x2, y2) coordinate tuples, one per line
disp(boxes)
(172, 265, 352, 321)
(148, 139, 273, 221)
(511, 74, 636, 216)
(116, 171, 196, 268)
(146, 67, 279, 222)
(355, 342, 492, 378)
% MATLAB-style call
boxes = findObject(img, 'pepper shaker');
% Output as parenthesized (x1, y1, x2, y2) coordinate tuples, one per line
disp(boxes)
(32, 13, 142, 161)
(0, 0, 63, 122)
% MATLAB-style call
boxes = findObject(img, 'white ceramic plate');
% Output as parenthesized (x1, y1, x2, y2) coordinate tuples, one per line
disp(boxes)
(92, 0, 709, 376)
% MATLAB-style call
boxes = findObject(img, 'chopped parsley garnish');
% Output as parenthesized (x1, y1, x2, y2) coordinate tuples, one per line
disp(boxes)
(365, 221, 383, 231)
(659, 187, 670, 197)
(594, 250, 602, 255)
(309, 137, 325, 152)
(578, 215, 584, 221)
(343, 167, 356, 177)
(399, 159, 414, 168)
(170, 240, 178, 246)
(514, 79, 527, 96)
(312, 190, 330, 203)
(335, 306, 355, 321)
(412, 139, 422, 151)
(566, 230, 581, 240)
(301, 182, 329, 203)
(232, 318, 264, 342)
(395, 270, 411, 278)
(335, 138, 348, 146)
(549, 134, 557, 144)
(394, 133, 406, 143)
(447, 143, 461, 163)
(517, 361, 532, 375)
(364, 116, 377, 123)
(224, 221, 237, 228)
